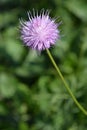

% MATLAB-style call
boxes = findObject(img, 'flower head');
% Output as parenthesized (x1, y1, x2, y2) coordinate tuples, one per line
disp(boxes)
(20, 10, 60, 51)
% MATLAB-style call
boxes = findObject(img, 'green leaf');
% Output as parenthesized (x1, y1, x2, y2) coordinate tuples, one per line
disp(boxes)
(65, 0, 87, 22)
(0, 72, 17, 98)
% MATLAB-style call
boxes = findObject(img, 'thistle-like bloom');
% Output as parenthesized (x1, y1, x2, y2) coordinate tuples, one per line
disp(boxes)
(20, 10, 60, 51)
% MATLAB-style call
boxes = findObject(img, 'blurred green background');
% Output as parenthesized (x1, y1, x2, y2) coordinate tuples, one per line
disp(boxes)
(0, 0, 87, 130)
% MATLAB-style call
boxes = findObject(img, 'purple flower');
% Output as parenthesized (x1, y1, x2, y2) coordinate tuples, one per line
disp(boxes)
(20, 10, 60, 51)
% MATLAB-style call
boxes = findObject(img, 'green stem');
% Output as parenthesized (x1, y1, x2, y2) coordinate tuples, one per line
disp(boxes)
(46, 48, 87, 115)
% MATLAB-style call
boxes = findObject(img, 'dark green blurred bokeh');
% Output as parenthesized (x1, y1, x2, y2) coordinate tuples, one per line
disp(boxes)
(0, 0, 87, 130)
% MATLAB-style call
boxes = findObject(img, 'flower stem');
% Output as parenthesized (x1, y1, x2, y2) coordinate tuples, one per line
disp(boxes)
(46, 48, 87, 115)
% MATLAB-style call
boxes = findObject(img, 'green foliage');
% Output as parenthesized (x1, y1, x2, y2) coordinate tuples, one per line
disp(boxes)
(0, 0, 87, 130)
